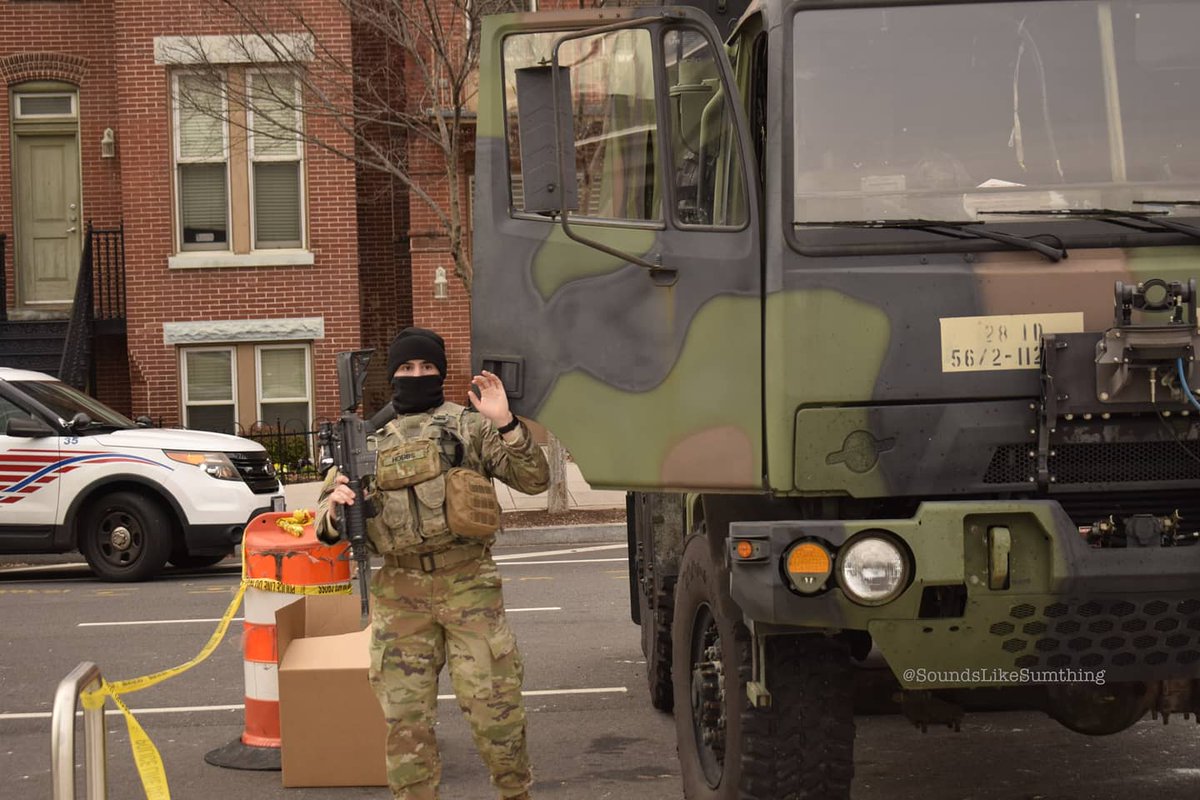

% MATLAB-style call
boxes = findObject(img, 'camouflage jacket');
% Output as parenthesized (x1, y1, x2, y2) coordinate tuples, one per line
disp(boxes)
(315, 402, 549, 555)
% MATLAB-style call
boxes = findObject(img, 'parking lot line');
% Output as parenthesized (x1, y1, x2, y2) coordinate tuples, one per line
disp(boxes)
(76, 607, 562, 628)
(0, 687, 628, 720)
(499, 558, 628, 565)
(78, 618, 246, 627)
(493, 544, 626, 561)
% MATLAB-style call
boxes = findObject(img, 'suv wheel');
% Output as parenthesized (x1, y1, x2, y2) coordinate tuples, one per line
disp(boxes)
(79, 491, 172, 582)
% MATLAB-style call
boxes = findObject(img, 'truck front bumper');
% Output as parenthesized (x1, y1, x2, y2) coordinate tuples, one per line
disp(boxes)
(728, 500, 1200, 688)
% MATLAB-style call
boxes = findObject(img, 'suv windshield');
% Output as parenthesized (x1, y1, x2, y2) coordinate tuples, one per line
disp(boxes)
(12, 381, 134, 429)
(791, 0, 1200, 226)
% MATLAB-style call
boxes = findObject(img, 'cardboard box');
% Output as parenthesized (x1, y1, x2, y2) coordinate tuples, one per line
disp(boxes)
(276, 595, 388, 787)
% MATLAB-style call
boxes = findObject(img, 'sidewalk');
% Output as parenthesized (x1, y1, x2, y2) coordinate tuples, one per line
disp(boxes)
(282, 460, 626, 513)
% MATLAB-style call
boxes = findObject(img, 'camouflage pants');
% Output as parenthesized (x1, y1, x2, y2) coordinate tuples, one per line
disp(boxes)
(368, 552, 531, 800)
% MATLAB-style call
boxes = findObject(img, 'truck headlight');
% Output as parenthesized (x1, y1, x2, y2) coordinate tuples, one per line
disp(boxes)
(837, 534, 910, 606)
(165, 451, 241, 481)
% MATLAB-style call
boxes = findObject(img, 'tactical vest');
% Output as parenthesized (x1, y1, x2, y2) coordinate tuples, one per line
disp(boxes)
(366, 403, 493, 555)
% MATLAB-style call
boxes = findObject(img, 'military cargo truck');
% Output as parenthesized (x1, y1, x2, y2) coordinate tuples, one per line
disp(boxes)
(471, 1, 1200, 796)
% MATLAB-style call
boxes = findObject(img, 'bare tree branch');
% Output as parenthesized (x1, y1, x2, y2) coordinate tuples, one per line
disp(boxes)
(171, 0, 524, 292)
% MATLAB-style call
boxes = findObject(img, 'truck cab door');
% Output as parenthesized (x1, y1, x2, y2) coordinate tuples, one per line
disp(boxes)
(472, 7, 762, 491)
(0, 389, 61, 550)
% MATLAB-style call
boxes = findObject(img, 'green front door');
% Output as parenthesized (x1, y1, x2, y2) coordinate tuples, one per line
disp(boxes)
(14, 133, 82, 307)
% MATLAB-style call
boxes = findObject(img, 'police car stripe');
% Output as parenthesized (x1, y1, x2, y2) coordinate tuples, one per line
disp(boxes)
(0, 453, 170, 498)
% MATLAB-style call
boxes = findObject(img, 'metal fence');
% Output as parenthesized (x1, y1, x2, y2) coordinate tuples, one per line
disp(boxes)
(90, 224, 125, 322)
(1, 233, 7, 323)
(240, 420, 328, 485)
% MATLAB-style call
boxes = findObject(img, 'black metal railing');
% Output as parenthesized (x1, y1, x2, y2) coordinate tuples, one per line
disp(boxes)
(241, 420, 327, 485)
(0, 233, 7, 322)
(90, 223, 125, 322)
(58, 229, 95, 389)
(58, 222, 126, 389)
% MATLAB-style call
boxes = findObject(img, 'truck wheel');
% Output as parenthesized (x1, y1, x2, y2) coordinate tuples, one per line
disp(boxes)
(641, 572, 676, 712)
(672, 534, 855, 800)
(79, 491, 172, 582)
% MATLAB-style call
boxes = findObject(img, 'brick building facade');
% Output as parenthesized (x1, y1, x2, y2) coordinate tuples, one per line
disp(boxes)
(0, 0, 593, 435)
(0, 0, 406, 433)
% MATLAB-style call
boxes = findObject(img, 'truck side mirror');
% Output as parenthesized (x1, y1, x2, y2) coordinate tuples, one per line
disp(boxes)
(6, 416, 56, 438)
(514, 65, 579, 214)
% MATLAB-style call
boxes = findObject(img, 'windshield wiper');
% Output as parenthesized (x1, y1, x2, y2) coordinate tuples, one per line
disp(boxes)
(977, 208, 1200, 244)
(800, 219, 1067, 262)
(74, 421, 129, 433)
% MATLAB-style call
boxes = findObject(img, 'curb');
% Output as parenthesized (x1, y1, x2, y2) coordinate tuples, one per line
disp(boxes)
(498, 523, 626, 546)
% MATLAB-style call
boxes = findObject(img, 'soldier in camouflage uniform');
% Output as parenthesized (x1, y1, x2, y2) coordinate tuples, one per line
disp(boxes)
(317, 327, 549, 800)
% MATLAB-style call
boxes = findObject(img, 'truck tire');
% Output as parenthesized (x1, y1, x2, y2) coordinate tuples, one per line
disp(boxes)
(79, 491, 172, 582)
(672, 533, 855, 800)
(640, 571, 676, 712)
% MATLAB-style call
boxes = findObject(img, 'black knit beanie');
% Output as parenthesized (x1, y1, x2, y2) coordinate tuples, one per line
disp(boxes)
(386, 327, 447, 377)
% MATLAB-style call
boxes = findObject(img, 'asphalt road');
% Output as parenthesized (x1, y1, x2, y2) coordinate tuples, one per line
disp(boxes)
(2, 545, 1199, 800)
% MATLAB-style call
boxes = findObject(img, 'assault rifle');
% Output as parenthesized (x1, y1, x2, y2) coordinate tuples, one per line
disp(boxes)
(317, 350, 376, 620)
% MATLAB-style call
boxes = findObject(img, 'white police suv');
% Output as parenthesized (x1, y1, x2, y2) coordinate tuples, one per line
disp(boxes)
(0, 368, 283, 580)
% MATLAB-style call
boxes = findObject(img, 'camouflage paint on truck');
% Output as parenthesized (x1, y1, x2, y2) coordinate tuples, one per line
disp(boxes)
(473, 0, 1200, 708)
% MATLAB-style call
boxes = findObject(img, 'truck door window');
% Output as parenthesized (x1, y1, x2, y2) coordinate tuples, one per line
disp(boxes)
(663, 29, 747, 228)
(504, 29, 661, 222)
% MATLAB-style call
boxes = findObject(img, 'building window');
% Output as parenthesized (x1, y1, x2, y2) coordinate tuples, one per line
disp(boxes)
(256, 344, 311, 429)
(182, 347, 237, 433)
(248, 72, 304, 249)
(174, 73, 230, 251)
(172, 68, 307, 256)
(14, 93, 77, 120)
(180, 343, 313, 434)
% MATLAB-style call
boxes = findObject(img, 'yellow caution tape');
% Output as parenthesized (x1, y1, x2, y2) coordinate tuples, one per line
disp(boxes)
(242, 578, 353, 595)
(82, 680, 172, 799)
(274, 509, 314, 537)
(78, 536, 350, 799)
(81, 581, 246, 799)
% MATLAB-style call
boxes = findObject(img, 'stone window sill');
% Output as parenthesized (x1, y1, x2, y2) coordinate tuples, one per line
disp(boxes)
(168, 251, 315, 269)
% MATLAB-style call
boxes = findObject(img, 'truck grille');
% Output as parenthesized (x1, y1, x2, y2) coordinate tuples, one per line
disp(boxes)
(227, 451, 280, 494)
(985, 441, 1200, 485)
(989, 597, 1200, 677)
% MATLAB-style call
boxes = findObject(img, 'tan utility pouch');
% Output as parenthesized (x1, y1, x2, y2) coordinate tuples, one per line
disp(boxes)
(376, 438, 440, 490)
(445, 467, 501, 539)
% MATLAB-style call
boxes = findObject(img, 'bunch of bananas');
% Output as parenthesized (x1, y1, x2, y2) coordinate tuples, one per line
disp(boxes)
(275, 508, 315, 537)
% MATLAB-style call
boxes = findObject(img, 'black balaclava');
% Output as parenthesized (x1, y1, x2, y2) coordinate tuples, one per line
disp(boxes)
(387, 327, 447, 414)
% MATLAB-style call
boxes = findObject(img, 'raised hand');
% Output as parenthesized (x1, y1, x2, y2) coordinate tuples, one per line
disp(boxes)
(468, 370, 513, 428)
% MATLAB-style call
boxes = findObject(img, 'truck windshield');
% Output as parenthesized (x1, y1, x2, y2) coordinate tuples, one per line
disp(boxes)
(13, 381, 134, 429)
(791, 0, 1200, 226)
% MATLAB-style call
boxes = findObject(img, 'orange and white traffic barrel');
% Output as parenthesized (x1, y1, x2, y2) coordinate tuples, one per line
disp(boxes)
(204, 511, 350, 770)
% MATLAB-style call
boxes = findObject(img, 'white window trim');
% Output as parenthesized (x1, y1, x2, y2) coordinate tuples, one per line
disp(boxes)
(247, 70, 306, 251)
(167, 251, 315, 269)
(180, 346, 238, 430)
(14, 92, 78, 120)
(154, 34, 316, 66)
(255, 343, 312, 428)
(173, 71, 232, 254)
